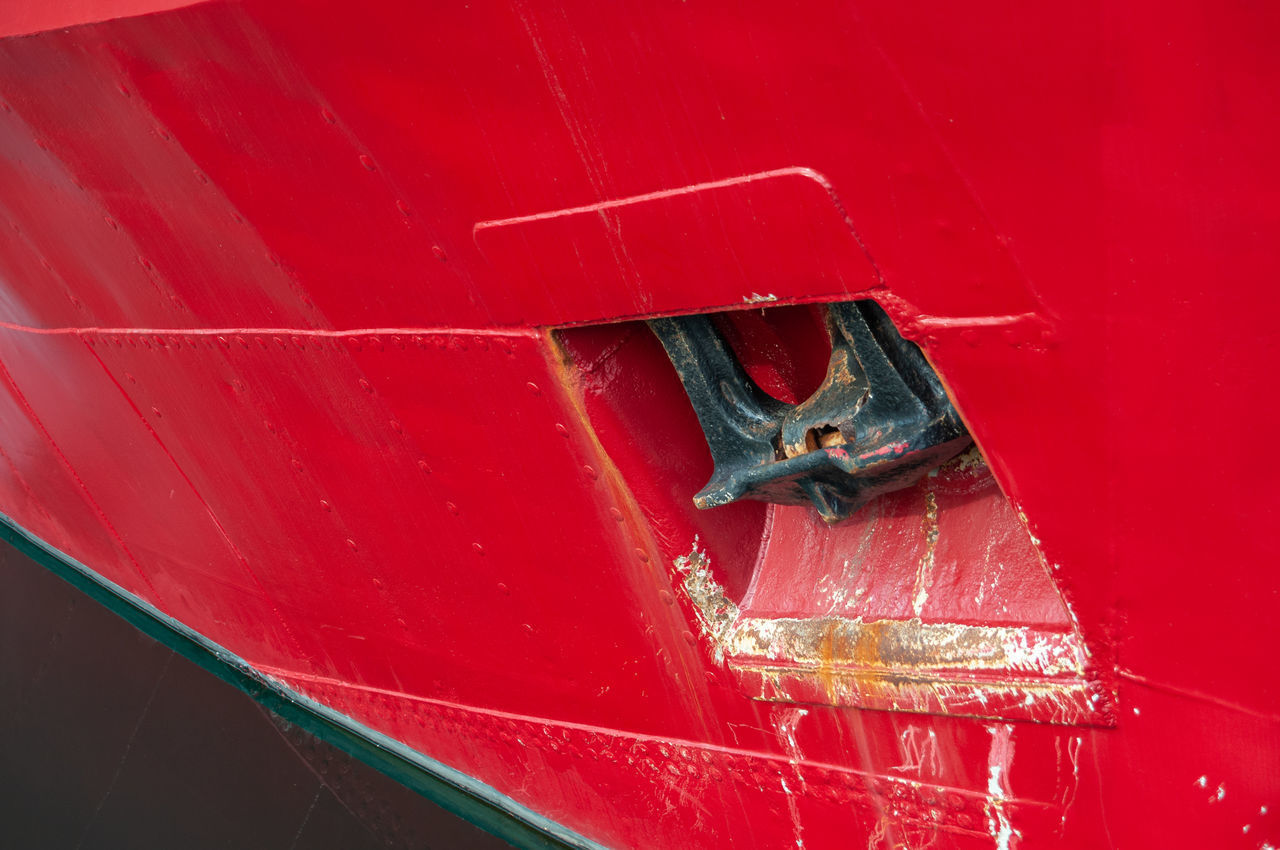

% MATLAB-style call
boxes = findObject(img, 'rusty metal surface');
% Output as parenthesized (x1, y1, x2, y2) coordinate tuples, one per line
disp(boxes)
(649, 301, 971, 521)
(669, 448, 1102, 726)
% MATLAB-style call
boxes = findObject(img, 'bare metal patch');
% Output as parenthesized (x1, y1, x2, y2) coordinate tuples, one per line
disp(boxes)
(673, 540, 1106, 725)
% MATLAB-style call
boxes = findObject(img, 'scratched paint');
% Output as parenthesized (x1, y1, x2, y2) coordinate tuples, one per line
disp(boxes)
(773, 702, 811, 848)
(985, 724, 1020, 850)
(0, 3, 1276, 848)
(674, 540, 1102, 724)
(910, 489, 939, 617)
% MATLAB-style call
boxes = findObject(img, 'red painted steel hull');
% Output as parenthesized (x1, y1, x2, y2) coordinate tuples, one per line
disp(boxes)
(0, 1, 1277, 847)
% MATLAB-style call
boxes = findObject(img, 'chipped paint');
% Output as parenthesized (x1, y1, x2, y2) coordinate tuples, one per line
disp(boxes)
(673, 540, 1103, 724)
(952, 443, 987, 471)
(985, 724, 1020, 850)
(743, 292, 779, 304)
(772, 707, 811, 847)
(911, 489, 939, 617)
(893, 726, 941, 777)
(729, 616, 1086, 677)
(673, 539, 739, 663)
(774, 706, 809, 768)
(1055, 735, 1082, 827)
(779, 775, 806, 849)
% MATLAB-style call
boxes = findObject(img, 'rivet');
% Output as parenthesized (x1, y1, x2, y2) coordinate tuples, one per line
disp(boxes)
(526, 382, 540, 396)
(320, 108, 336, 124)
(497, 582, 510, 595)
(395, 200, 411, 217)
(319, 500, 332, 512)
(359, 154, 376, 171)
(472, 542, 485, 556)
(151, 407, 162, 418)
(554, 423, 569, 438)
(416, 460, 431, 474)
(431, 245, 447, 262)
(358, 378, 373, 393)
(291, 459, 303, 471)
(634, 548, 650, 563)
(445, 501, 459, 516)
(583, 465, 598, 480)
(657, 590, 674, 605)
(389, 420, 402, 433)
(345, 538, 358, 552)
(609, 507, 623, 522)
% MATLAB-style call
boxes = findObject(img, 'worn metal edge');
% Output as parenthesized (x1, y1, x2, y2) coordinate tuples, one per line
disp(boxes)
(733, 665, 1099, 725)
(0, 512, 604, 850)
(730, 616, 1087, 676)
(674, 541, 1110, 726)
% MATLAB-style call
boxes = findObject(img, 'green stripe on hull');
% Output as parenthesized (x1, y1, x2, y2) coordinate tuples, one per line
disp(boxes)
(0, 513, 603, 850)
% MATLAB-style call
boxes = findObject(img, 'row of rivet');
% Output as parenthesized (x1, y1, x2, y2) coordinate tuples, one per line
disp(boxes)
(294, 679, 999, 833)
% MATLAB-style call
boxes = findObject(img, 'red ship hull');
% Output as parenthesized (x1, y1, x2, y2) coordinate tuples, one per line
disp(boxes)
(0, 2, 1277, 847)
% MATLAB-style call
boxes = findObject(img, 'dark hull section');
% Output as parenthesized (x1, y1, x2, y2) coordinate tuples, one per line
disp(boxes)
(0, 525, 575, 849)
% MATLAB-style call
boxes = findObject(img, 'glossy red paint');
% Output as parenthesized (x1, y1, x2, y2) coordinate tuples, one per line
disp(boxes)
(0, 2, 1277, 848)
